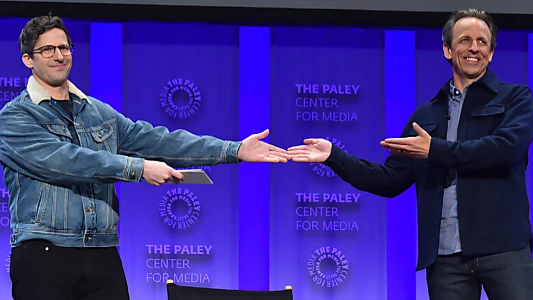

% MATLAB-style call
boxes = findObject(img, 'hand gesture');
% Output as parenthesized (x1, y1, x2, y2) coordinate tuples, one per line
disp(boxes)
(237, 129, 290, 163)
(142, 160, 184, 186)
(380, 122, 431, 158)
(287, 138, 332, 163)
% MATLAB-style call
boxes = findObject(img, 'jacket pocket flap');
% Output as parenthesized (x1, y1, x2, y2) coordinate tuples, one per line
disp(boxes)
(409, 123, 437, 136)
(45, 123, 72, 140)
(471, 104, 505, 117)
(89, 124, 113, 143)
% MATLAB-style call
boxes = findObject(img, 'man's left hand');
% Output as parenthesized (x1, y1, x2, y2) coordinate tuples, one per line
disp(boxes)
(380, 122, 431, 158)
(238, 129, 290, 163)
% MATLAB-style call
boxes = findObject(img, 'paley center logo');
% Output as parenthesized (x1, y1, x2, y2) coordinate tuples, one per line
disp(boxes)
(310, 137, 346, 178)
(160, 78, 202, 119)
(308, 246, 349, 288)
(159, 188, 200, 229)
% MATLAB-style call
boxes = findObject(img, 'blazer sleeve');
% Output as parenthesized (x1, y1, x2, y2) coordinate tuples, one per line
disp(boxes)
(323, 117, 416, 198)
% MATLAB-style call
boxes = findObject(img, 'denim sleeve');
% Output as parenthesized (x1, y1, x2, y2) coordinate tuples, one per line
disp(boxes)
(0, 105, 145, 185)
(428, 86, 533, 171)
(113, 108, 241, 168)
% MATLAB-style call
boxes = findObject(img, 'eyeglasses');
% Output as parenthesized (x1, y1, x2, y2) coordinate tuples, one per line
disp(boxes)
(32, 44, 73, 58)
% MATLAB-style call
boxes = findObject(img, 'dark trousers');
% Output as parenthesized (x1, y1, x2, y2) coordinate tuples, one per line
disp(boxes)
(10, 239, 130, 300)
(426, 245, 533, 300)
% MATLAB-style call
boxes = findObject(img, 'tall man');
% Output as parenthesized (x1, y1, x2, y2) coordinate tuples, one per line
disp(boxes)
(0, 14, 289, 300)
(288, 8, 533, 300)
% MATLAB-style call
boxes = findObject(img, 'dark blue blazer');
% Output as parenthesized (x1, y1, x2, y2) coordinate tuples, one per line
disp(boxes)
(324, 69, 533, 270)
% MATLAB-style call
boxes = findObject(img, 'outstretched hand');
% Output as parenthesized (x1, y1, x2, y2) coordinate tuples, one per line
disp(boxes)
(237, 129, 290, 163)
(380, 122, 431, 158)
(287, 138, 332, 163)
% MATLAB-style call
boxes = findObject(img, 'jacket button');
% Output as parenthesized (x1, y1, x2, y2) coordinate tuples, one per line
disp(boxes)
(130, 170, 136, 180)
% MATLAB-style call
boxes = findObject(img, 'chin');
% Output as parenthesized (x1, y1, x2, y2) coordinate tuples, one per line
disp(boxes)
(47, 78, 69, 87)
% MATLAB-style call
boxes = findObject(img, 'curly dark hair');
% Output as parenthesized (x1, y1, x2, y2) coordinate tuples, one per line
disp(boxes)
(19, 13, 73, 57)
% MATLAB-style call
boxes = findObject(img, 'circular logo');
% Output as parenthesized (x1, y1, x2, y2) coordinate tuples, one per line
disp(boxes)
(160, 78, 202, 119)
(308, 246, 349, 288)
(159, 188, 200, 229)
(5, 251, 10, 274)
(310, 137, 346, 178)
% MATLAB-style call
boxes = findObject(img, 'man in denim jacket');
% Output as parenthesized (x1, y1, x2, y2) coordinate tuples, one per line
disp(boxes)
(0, 15, 289, 300)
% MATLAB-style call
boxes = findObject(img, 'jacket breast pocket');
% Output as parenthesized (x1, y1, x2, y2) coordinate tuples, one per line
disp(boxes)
(87, 123, 116, 153)
(468, 104, 506, 139)
(45, 123, 73, 143)
(409, 122, 438, 137)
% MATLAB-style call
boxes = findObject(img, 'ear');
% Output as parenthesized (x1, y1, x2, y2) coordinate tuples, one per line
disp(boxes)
(488, 49, 494, 63)
(22, 54, 33, 69)
(443, 43, 452, 60)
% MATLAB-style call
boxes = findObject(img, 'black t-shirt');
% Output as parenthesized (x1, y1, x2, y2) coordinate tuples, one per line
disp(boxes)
(54, 98, 73, 119)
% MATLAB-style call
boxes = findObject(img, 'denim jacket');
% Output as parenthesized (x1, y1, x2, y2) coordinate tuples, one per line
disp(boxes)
(0, 76, 241, 248)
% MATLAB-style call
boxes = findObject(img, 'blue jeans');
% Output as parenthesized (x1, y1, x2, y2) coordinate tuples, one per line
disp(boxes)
(426, 245, 533, 300)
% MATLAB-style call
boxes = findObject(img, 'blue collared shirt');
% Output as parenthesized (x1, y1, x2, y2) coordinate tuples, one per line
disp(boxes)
(438, 80, 468, 255)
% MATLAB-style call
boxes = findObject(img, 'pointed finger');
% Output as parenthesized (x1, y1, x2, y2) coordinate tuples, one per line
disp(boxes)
(269, 152, 291, 160)
(287, 149, 310, 155)
(290, 156, 311, 162)
(382, 137, 414, 145)
(381, 142, 410, 151)
(264, 156, 285, 163)
(267, 143, 289, 153)
(288, 145, 309, 151)
(304, 138, 320, 145)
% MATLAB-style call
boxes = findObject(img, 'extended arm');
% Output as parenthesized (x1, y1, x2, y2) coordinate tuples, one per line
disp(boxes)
(114, 110, 240, 168)
(0, 105, 144, 186)
(324, 145, 414, 198)
(288, 118, 416, 198)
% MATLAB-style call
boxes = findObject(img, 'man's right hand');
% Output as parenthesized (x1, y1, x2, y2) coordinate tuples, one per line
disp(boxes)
(142, 160, 184, 186)
(288, 138, 332, 163)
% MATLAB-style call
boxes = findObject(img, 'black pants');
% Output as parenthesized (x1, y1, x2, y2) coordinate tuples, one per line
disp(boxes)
(10, 239, 130, 300)
(426, 245, 533, 300)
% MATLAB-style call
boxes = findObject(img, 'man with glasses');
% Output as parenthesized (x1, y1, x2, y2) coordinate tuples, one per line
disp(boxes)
(0, 14, 290, 300)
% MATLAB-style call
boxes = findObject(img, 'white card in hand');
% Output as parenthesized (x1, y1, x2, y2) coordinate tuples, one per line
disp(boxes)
(177, 169, 213, 185)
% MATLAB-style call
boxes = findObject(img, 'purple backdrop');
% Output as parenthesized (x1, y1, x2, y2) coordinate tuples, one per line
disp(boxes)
(118, 22, 241, 300)
(0, 16, 531, 300)
(269, 27, 387, 300)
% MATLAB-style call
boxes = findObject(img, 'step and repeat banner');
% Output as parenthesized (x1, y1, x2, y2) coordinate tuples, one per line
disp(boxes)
(118, 22, 241, 300)
(269, 27, 387, 300)
(0, 16, 530, 300)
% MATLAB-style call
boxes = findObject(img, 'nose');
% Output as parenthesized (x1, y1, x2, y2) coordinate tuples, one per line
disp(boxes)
(469, 40, 480, 53)
(53, 46, 65, 60)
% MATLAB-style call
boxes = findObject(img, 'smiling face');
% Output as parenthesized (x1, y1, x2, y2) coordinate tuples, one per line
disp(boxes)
(443, 17, 494, 86)
(21, 28, 72, 88)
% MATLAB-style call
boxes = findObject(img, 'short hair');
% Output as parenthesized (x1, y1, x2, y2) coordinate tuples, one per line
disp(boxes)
(19, 13, 73, 57)
(442, 8, 498, 51)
